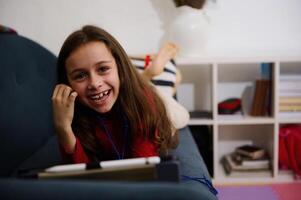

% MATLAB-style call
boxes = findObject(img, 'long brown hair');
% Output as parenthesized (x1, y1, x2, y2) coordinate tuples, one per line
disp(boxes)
(57, 25, 178, 161)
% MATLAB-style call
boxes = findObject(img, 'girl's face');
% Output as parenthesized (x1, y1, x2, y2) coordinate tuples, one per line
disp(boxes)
(65, 41, 120, 113)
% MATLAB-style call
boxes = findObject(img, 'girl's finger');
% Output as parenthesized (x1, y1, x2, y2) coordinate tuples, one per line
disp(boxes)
(68, 91, 78, 106)
(56, 85, 68, 100)
(52, 85, 60, 99)
(62, 86, 72, 103)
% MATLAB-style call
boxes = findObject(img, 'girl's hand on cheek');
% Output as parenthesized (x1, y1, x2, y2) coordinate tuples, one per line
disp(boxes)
(51, 84, 78, 135)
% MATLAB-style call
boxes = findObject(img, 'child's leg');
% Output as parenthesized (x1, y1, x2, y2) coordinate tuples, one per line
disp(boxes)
(173, 68, 182, 95)
(143, 42, 179, 79)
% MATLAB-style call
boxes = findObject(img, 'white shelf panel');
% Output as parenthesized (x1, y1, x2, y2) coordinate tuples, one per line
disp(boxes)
(276, 170, 299, 183)
(213, 177, 276, 185)
(214, 167, 299, 185)
(176, 56, 301, 65)
(214, 164, 274, 185)
(188, 119, 214, 125)
(217, 114, 275, 125)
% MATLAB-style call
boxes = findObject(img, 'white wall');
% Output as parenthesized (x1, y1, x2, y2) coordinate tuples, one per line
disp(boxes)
(205, 0, 301, 57)
(0, 0, 173, 55)
(1, 0, 301, 57)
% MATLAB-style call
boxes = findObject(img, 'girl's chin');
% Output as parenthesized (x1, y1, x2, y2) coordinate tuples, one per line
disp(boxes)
(94, 106, 113, 113)
(90, 101, 115, 113)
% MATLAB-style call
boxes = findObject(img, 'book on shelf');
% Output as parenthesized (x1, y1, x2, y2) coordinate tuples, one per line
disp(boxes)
(260, 63, 272, 80)
(223, 170, 272, 178)
(221, 158, 271, 178)
(279, 104, 301, 112)
(235, 145, 266, 160)
(189, 110, 212, 119)
(279, 95, 301, 112)
(279, 97, 301, 104)
(250, 80, 263, 116)
(241, 85, 254, 115)
(280, 91, 301, 96)
(222, 154, 270, 171)
(279, 92, 301, 98)
(250, 79, 271, 116)
(278, 111, 301, 118)
(278, 75, 301, 105)
(221, 154, 270, 176)
(279, 74, 301, 81)
(231, 152, 270, 168)
(279, 80, 301, 91)
(262, 63, 273, 116)
(221, 144, 271, 176)
(265, 79, 272, 116)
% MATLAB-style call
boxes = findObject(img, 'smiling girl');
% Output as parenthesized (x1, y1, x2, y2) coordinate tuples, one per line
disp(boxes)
(52, 25, 179, 163)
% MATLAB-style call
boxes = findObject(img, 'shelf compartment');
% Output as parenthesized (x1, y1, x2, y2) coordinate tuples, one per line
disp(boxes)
(216, 124, 274, 180)
(277, 123, 301, 180)
(217, 62, 274, 118)
(278, 61, 301, 118)
(177, 64, 213, 116)
(189, 125, 214, 177)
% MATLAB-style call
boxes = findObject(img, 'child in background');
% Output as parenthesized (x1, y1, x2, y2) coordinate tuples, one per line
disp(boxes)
(131, 42, 181, 96)
(130, 42, 189, 131)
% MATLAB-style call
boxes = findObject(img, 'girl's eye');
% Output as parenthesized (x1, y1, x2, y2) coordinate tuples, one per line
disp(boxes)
(73, 72, 87, 80)
(97, 66, 110, 73)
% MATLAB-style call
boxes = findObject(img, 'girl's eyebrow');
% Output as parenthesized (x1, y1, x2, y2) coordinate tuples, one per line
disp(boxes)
(94, 60, 113, 66)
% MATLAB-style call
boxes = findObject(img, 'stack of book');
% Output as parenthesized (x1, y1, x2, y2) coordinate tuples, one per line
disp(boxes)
(279, 74, 301, 112)
(221, 145, 271, 176)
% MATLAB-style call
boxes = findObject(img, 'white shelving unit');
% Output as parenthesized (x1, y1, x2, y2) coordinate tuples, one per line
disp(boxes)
(176, 56, 301, 185)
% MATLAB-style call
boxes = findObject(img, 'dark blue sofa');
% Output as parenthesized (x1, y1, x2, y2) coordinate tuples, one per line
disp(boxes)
(0, 32, 217, 200)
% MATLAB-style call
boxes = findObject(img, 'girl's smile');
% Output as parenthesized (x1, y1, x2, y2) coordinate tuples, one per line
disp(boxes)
(65, 41, 120, 113)
(89, 89, 110, 101)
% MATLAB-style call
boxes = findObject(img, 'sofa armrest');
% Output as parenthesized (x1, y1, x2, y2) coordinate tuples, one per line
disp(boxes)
(172, 127, 211, 179)
(0, 178, 215, 200)
(170, 127, 217, 198)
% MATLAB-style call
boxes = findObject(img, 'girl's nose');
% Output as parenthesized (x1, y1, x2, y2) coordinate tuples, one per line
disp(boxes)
(88, 74, 102, 90)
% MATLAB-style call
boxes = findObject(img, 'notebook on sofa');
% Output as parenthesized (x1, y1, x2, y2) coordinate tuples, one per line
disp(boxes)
(20, 156, 179, 182)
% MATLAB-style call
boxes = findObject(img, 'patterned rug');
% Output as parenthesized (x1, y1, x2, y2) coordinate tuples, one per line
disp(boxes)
(216, 183, 301, 200)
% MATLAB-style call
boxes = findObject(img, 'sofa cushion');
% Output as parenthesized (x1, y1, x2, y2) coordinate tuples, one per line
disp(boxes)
(0, 34, 58, 177)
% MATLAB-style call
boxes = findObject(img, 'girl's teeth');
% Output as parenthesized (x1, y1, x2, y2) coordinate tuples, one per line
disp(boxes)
(90, 90, 109, 101)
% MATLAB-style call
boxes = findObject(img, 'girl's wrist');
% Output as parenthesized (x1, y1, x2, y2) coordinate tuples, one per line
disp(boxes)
(56, 126, 76, 145)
